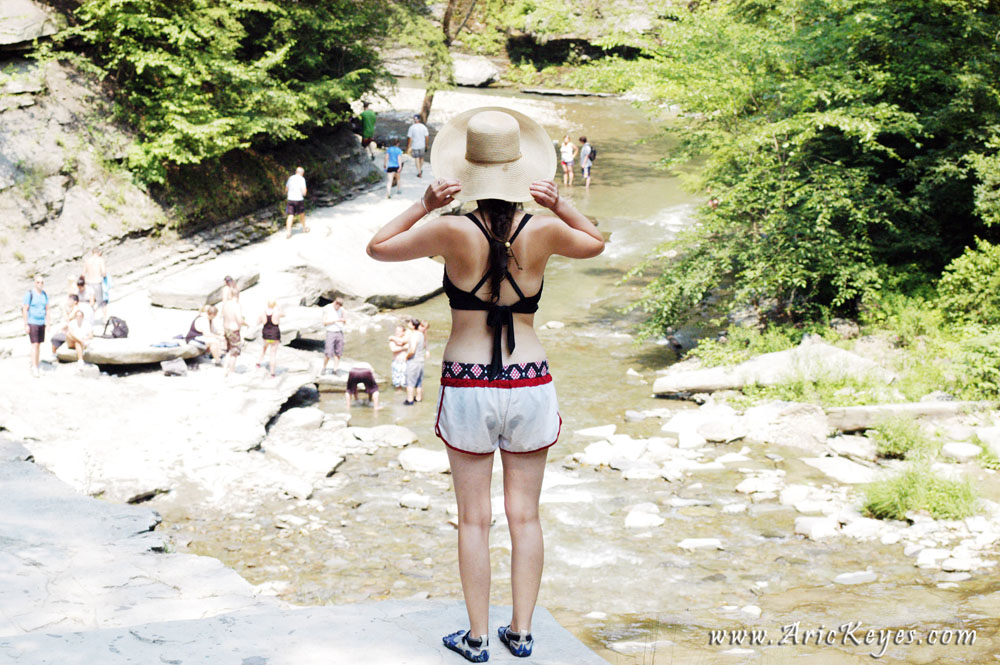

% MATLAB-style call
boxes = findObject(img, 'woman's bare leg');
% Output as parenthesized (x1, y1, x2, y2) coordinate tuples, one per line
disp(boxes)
(268, 343, 278, 376)
(446, 446, 495, 639)
(500, 447, 548, 634)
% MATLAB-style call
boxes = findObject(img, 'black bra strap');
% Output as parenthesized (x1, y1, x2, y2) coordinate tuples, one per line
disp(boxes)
(508, 213, 533, 245)
(470, 271, 491, 295)
(507, 274, 527, 299)
(465, 211, 534, 299)
(465, 212, 491, 241)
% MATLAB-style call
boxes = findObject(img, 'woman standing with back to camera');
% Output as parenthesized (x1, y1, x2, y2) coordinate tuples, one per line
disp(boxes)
(367, 107, 603, 662)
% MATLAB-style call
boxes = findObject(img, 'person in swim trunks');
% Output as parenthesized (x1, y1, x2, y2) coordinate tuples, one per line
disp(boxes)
(367, 107, 604, 663)
(220, 287, 246, 377)
(344, 360, 381, 410)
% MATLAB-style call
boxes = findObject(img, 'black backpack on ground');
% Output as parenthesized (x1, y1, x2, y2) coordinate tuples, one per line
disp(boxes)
(102, 316, 129, 338)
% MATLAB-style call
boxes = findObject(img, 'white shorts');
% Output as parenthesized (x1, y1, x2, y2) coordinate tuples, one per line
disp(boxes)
(434, 361, 561, 455)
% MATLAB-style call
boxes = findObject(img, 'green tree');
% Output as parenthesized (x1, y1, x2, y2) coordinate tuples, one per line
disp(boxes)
(603, 0, 1000, 336)
(55, 0, 391, 182)
(392, 0, 487, 121)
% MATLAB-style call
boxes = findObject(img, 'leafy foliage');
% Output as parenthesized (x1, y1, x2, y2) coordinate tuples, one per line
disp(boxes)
(938, 238, 1000, 326)
(953, 328, 1000, 399)
(600, 0, 1000, 336)
(868, 417, 940, 461)
(686, 323, 800, 367)
(863, 464, 978, 521)
(52, 0, 391, 182)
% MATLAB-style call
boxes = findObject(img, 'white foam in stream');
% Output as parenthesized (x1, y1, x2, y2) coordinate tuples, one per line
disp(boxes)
(603, 203, 696, 259)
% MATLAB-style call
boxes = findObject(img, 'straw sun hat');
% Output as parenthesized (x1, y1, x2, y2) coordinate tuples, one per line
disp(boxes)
(429, 107, 556, 203)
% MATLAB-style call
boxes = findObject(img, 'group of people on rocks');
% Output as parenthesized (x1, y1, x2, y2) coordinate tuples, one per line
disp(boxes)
(21, 248, 109, 376)
(179, 277, 316, 380)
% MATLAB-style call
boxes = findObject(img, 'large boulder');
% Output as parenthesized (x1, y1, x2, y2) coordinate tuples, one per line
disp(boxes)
(743, 402, 831, 453)
(828, 402, 993, 433)
(56, 338, 203, 365)
(0, 0, 59, 49)
(150, 267, 259, 310)
(653, 337, 894, 396)
(379, 49, 499, 87)
(801, 456, 878, 484)
(273, 407, 326, 431)
(398, 447, 449, 474)
(452, 54, 500, 87)
(975, 426, 1000, 459)
(295, 220, 443, 308)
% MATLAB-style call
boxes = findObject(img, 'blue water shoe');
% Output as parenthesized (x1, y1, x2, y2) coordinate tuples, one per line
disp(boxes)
(498, 625, 533, 657)
(443, 630, 489, 662)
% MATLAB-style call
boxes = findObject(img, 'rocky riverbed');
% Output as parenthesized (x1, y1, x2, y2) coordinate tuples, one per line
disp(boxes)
(4, 79, 1000, 665)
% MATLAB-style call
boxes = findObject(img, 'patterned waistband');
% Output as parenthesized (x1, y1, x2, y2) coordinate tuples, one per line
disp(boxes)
(440, 361, 551, 388)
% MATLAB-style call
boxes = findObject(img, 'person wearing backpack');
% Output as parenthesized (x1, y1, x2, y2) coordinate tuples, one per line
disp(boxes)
(22, 275, 50, 378)
(579, 135, 596, 191)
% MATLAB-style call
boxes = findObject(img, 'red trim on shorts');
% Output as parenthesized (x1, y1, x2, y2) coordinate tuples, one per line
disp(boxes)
(434, 386, 493, 456)
(499, 412, 562, 455)
(442, 440, 495, 456)
(439, 374, 553, 389)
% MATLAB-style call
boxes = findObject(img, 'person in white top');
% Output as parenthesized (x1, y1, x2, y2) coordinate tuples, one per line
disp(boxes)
(559, 135, 577, 187)
(66, 308, 93, 365)
(284, 166, 309, 238)
(406, 114, 430, 178)
(322, 297, 346, 374)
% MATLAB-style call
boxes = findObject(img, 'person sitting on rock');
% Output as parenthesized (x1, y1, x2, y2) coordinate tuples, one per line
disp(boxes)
(65, 307, 93, 366)
(185, 305, 224, 364)
(50, 293, 80, 356)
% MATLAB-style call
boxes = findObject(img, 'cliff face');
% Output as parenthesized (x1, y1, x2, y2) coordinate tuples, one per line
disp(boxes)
(0, 58, 167, 299)
(0, 2, 380, 334)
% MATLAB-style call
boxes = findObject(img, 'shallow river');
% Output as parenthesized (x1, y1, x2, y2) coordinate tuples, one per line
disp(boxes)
(172, 84, 997, 664)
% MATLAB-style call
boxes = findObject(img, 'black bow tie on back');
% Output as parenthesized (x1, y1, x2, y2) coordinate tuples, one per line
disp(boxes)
(484, 238, 514, 380)
(485, 304, 515, 380)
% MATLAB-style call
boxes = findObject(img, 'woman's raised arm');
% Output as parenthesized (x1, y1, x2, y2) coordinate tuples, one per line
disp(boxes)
(366, 179, 463, 262)
(529, 180, 605, 259)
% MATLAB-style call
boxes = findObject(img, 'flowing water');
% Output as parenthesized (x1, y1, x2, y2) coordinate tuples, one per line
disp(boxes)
(174, 84, 997, 664)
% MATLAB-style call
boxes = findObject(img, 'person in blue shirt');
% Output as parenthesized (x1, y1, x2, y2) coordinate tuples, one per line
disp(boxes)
(384, 138, 404, 199)
(22, 275, 50, 378)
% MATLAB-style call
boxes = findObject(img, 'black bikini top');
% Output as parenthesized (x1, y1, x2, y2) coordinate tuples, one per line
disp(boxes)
(443, 212, 543, 379)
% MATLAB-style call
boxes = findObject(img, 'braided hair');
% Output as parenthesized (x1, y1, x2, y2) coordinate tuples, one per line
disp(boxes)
(477, 199, 522, 302)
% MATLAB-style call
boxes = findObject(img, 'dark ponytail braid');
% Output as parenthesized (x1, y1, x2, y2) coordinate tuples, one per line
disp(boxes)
(478, 199, 521, 302)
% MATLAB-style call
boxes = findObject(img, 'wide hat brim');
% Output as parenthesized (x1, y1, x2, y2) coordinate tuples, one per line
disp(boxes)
(430, 106, 556, 203)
